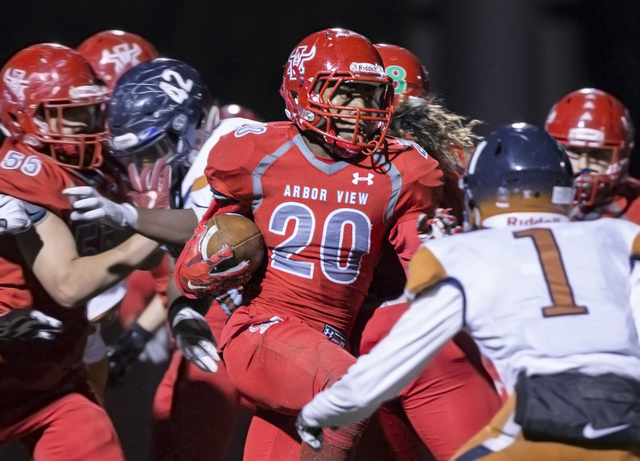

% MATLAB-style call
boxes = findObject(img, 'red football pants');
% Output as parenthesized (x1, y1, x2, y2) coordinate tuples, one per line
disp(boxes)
(354, 302, 502, 461)
(149, 303, 254, 461)
(0, 393, 123, 461)
(222, 316, 368, 460)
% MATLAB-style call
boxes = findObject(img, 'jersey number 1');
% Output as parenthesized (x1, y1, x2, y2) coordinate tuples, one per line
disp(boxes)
(514, 228, 588, 317)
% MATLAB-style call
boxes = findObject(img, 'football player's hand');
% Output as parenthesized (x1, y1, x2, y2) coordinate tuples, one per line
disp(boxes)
(63, 186, 139, 229)
(0, 194, 32, 235)
(106, 322, 153, 387)
(216, 288, 243, 316)
(171, 306, 220, 373)
(175, 224, 252, 299)
(296, 412, 324, 452)
(128, 159, 172, 210)
(0, 309, 63, 341)
(417, 208, 462, 242)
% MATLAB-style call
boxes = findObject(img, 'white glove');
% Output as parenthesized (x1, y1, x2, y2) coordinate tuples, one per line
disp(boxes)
(0, 309, 63, 341)
(171, 307, 220, 373)
(296, 412, 324, 452)
(0, 194, 32, 235)
(63, 186, 138, 229)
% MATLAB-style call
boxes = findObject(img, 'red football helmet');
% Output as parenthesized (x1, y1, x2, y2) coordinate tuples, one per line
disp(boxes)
(280, 28, 393, 158)
(545, 88, 635, 206)
(77, 30, 159, 90)
(219, 104, 262, 122)
(0, 43, 109, 169)
(374, 44, 430, 107)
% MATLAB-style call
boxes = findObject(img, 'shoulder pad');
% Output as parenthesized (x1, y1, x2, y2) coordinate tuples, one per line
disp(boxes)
(406, 246, 448, 295)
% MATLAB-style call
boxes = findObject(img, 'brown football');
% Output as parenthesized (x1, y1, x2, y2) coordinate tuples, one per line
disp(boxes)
(204, 213, 265, 274)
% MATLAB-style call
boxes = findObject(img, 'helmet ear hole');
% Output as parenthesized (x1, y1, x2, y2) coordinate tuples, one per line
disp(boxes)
(289, 90, 298, 103)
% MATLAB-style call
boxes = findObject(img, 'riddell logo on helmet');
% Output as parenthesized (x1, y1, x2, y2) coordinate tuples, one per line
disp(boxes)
(100, 43, 143, 73)
(69, 85, 104, 100)
(483, 212, 569, 228)
(287, 45, 316, 80)
(349, 62, 384, 77)
(568, 128, 605, 146)
(3, 68, 28, 101)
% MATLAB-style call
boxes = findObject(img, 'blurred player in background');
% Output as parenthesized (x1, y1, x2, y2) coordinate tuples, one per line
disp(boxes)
(172, 28, 444, 461)
(66, 57, 261, 461)
(545, 88, 638, 221)
(220, 103, 263, 122)
(347, 43, 500, 461)
(298, 123, 640, 461)
(0, 43, 160, 460)
(77, 29, 159, 91)
(76, 29, 169, 395)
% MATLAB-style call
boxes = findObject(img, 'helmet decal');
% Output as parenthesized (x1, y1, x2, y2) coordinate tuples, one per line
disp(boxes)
(3, 68, 28, 101)
(100, 43, 144, 73)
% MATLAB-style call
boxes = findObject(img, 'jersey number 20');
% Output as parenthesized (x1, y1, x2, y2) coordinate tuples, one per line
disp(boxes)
(269, 202, 371, 284)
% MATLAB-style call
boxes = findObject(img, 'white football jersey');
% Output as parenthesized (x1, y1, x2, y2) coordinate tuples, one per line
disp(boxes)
(422, 218, 640, 392)
(301, 218, 640, 429)
(181, 117, 264, 217)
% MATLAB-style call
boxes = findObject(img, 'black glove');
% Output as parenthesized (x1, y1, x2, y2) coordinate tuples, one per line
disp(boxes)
(106, 322, 153, 387)
(0, 309, 63, 341)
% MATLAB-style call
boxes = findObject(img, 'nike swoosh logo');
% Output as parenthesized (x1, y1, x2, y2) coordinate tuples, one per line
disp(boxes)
(583, 422, 630, 439)
(187, 281, 208, 290)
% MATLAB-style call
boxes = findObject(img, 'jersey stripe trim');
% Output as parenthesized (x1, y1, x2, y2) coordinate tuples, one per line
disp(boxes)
(632, 233, 640, 258)
(371, 152, 402, 228)
(406, 246, 447, 295)
(292, 135, 352, 175)
(251, 140, 295, 212)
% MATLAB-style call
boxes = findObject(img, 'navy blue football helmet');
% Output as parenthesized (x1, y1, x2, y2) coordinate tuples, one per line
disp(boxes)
(463, 123, 575, 229)
(107, 58, 217, 207)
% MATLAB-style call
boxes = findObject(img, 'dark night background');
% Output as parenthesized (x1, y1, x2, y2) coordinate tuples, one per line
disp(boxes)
(1, 0, 639, 459)
(1, 0, 639, 172)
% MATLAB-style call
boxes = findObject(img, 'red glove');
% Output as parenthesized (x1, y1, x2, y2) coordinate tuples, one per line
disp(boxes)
(175, 224, 252, 299)
(417, 208, 463, 242)
(128, 159, 172, 209)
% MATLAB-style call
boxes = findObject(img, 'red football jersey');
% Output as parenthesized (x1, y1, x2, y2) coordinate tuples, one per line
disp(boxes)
(205, 122, 443, 335)
(0, 140, 94, 393)
(0, 139, 127, 315)
(0, 140, 76, 315)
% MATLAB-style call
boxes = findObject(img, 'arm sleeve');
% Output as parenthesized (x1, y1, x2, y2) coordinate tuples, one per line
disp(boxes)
(387, 150, 445, 271)
(391, 150, 444, 228)
(300, 281, 464, 428)
(204, 134, 254, 206)
(388, 218, 422, 272)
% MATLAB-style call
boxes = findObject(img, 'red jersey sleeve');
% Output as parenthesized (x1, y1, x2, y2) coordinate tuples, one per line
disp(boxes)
(386, 141, 444, 270)
(389, 143, 444, 227)
(204, 130, 256, 206)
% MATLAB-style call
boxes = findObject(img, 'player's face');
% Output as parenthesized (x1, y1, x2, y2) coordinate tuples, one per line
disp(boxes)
(45, 104, 104, 137)
(320, 81, 384, 140)
(563, 146, 612, 174)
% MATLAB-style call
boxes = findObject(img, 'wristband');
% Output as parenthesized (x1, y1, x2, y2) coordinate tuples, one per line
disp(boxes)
(129, 321, 154, 344)
(167, 296, 212, 325)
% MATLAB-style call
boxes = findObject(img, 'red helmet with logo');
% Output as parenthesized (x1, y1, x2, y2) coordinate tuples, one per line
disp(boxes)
(219, 104, 262, 122)
(0, 43, 109, 169)
(545, 88, 635, 206)
(374, 44, 430, 107)
(280, 28, 393, 158)
(77, 30, 159, 90)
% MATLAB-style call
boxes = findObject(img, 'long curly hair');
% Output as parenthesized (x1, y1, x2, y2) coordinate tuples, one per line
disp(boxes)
(388, 97, 482, 176)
